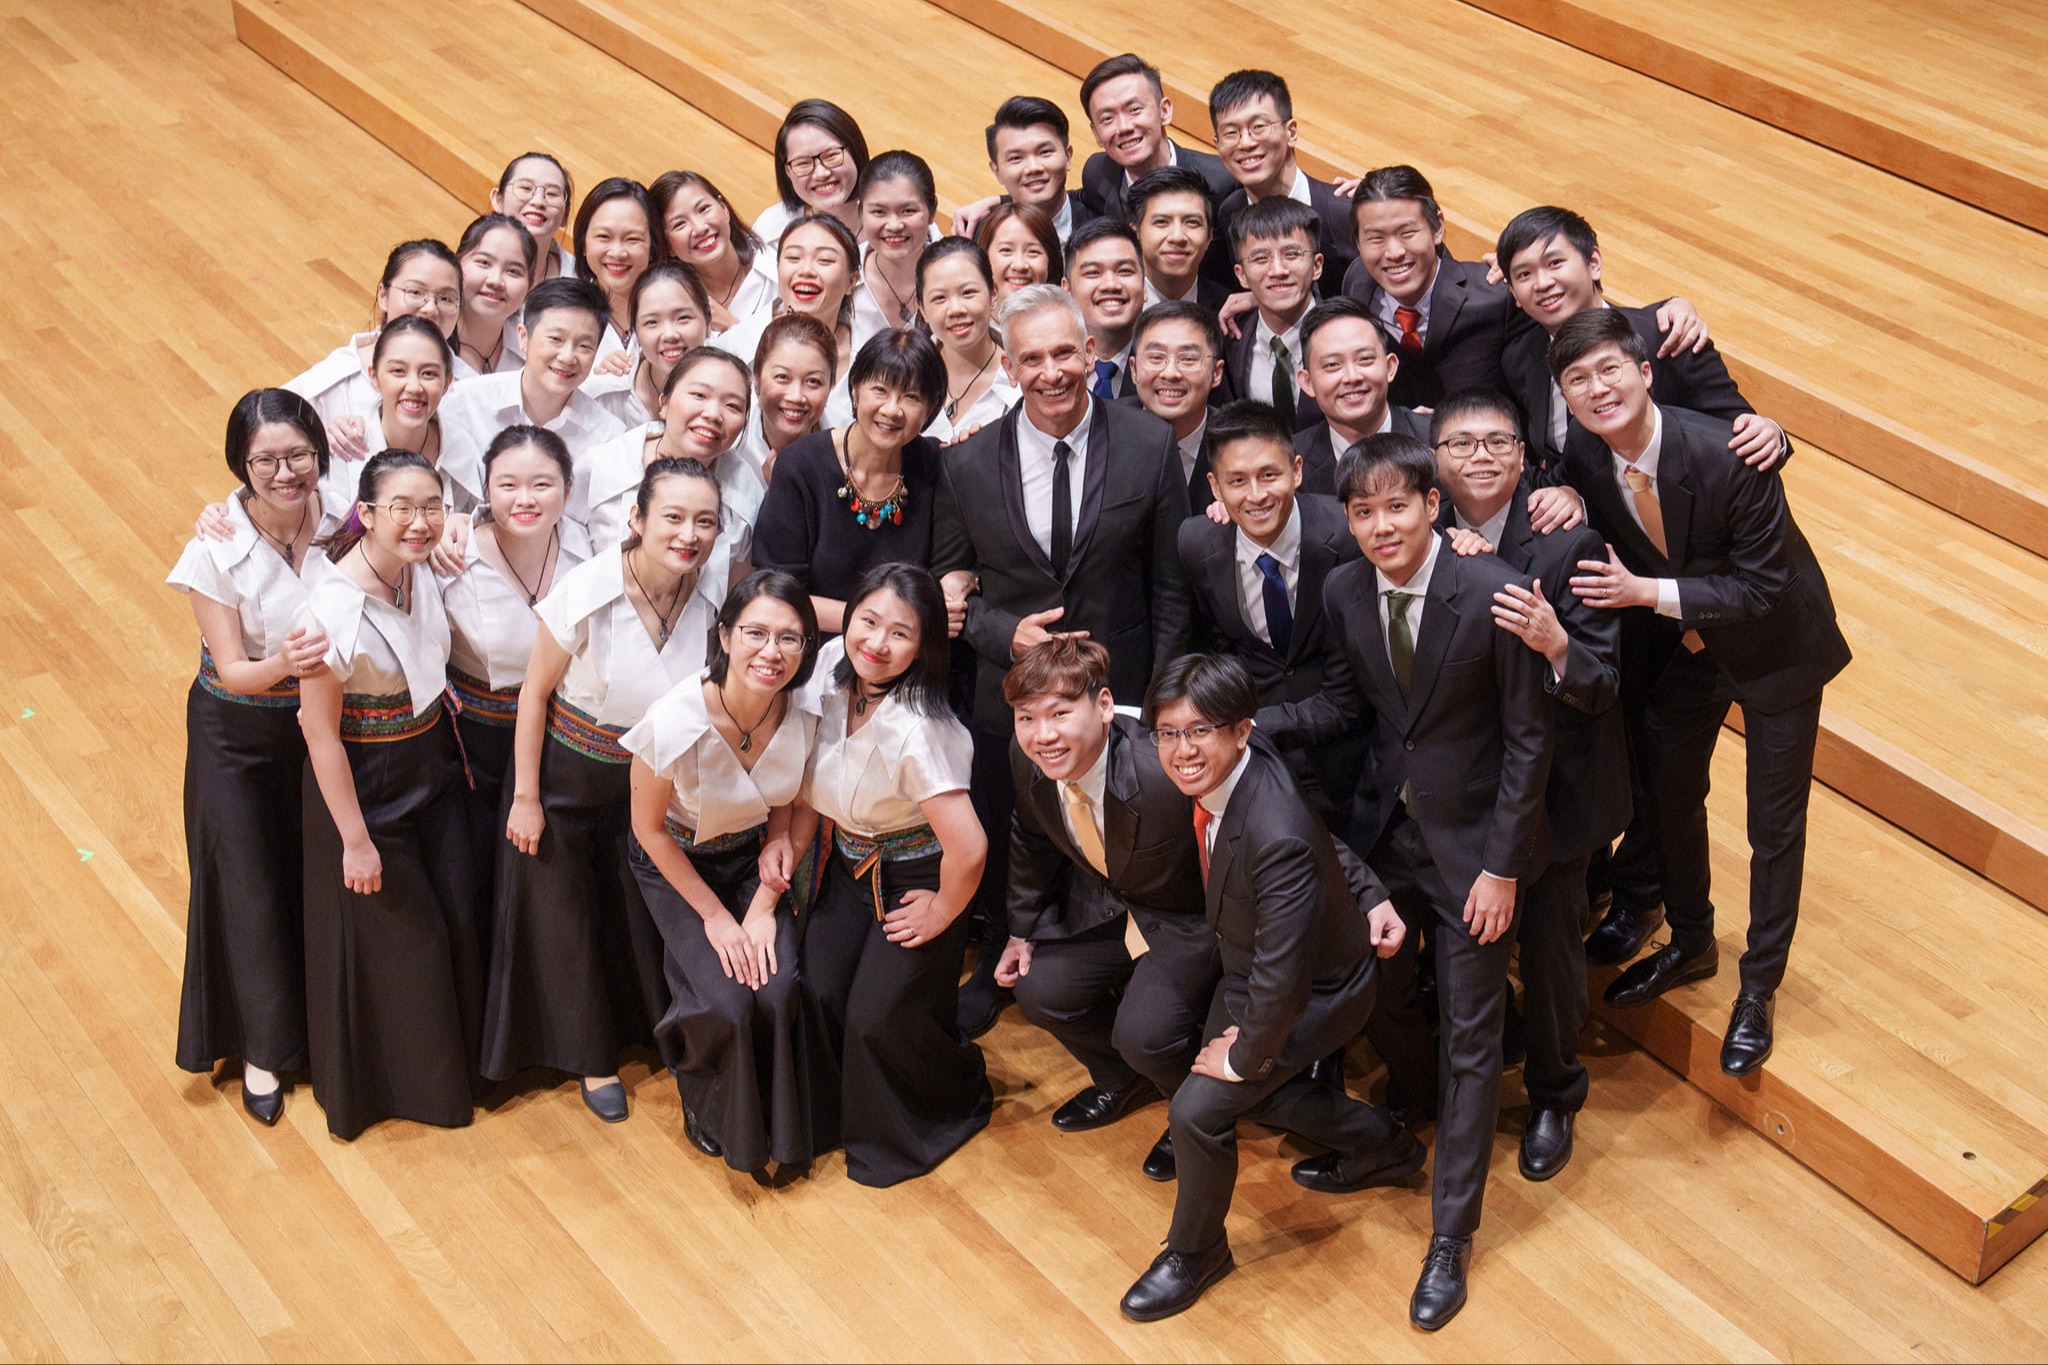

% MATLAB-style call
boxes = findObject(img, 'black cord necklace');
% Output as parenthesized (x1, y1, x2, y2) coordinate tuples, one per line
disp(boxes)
(716, 681, 776, 753)
(249, 496, 313, 569)
(947, 345, 1000, 419)
(851, 679, 891, 716)
(499, 526, 558, 607)
(627, 550, 687, 645)
(363, 543, 408, 611)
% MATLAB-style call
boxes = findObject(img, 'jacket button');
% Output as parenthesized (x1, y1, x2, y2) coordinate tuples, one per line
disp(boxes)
(1283, 667, 1294, 678)
(1404, 740, 1415, 751)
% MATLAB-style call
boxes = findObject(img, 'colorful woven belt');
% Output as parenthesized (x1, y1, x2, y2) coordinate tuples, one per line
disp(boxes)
(196, 646, 300, 708)
(662, 815, 763, 856)
(448, 666, 520, 728)
(340, 690, 441, 743)
(546, 693, 629, 764)
(834, 823, 941, 921)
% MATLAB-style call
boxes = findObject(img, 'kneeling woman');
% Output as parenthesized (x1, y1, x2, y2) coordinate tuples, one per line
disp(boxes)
(299, 450, 483, 1139)
(794, 563, 990, 1185)
(624, 571, 823, 1172)
(488, 457, 726, 1121)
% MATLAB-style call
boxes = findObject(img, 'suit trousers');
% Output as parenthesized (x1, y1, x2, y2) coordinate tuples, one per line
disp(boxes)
(1592, 613, 1679, 915)
(1520, 852, 1591, 1112)
(1015, 912, 1219, 1096)
(1644, 647, 1824, 995)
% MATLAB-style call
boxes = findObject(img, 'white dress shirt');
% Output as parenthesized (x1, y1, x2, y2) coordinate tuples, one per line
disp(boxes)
(1375, 530, 1440, 655)
(166, 492, 332, 661)
(1177, 417, 1208, 489)
(1248, 310, 1308, 407)
(1051, 195, 1076, 246)
(441, 518, 592, 691)
(304, 556, 450, 717)
(1605, 405, 1682, 618)
(1234, 499, 1303, 647)
(1015, 396, 1092, 559)
(1453, 501, 1513, 553)
(799, 639, 975, 838)
(1143, 276, 1201, 308)
(1371, 269, 1437, 343)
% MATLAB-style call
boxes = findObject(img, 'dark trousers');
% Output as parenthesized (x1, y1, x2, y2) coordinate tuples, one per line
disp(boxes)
(1013, 911, 1218, 1095)
(1593, 613, 1678, 915)
(1645, 647, 1825, 995)
(1520, 852, 1590, 1112)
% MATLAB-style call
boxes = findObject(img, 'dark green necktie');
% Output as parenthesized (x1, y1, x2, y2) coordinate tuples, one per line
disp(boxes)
(1271, 336, 1296, 428)
(1384, 590, 1416, 697)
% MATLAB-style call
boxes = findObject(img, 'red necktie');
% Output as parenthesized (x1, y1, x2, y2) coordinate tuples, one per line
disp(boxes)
(1395, 306, 1424, 359)
(1193, 802, 1213, 883)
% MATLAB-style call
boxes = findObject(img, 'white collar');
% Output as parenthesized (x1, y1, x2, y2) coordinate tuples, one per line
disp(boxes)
(1234, 495, 1303, 572)
(1125, 141, 1179, 188)
(1022, 393, 1094, 447)
(1608, 404, 1664, 477)
(1064, 727, 1111, 811)
(1455, 499, 1514, 550)
(1198, 744, 1253, 820)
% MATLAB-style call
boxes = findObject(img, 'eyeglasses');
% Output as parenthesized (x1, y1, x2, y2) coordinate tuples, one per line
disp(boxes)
(1240, 245, 1313, 269)
(247, 449, 319, 478)
(1215, 119, 1280, 148)
(506, 178, 565, 207)
(784, 145, 849, 179)
(363, 500, 448, 526)
(388, 283, 461, 311)
(736, 624, 809, 653)
(1134, 348, 1216, 374)
(1434, 433, 1522, 459)
(1560, 359, 1635, 396)
(1147, 723, 1229, 746)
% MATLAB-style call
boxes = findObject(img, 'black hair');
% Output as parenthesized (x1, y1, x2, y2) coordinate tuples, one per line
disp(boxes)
(1063, 215, 1142, 276)
(1205, 399, 1296, 463)
(977, 201, 1063, 280)
(659, 345, 753, 414)
(776, 212, 863, 326)
(772, 99, 871, 212)
(572, 178, 656, 289)
(1429, 389, 1522, 447)
(1080, 53, 1164, 116)
(373, 239, 461, 332)
(630, 260, 712, 332)
(856, 149, 938, 215)
(496, 152, 573, 208)
(521, 275, 610, 333)
(1335, 431, 1437, 503)
(752, 311, 839, 378)
(1495, 205, 1600, 283)
(986, 95, 1071, 160)
(1142, 653, 1259, 729)
(707, 569, 822, 690)
(1125, 165, 1215, 231)
(1207, 68, 1292, 126)
(833, 562, 953, 716)
(1547, 306, 1649, 383)
(916, 236, 995, 300)
(1229, 195, 1320, 255)
(225, 388, 331, 484)
(370, 313, 454, 373)
(456, 212, 539, 275)
(848, 328, 947, 412)
(317, 449, 437, 562)
(1130, 299, 1223, 362)
(625, 455, 722, 552)
(1299, 296, 1398, 363)
(648, 169, 761, 271)
(1350, 165, 1443, 242)
(484, 423, 574, 484)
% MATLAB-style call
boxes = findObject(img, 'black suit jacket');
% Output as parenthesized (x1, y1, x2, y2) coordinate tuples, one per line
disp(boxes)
(1222, 314, 1322, 433)
(1260, 534, 1555, 892)
(1216, 173, 1360, 283)
(1206, 737, 1388, 1080)
(933, 399, 1193, 725)
(1561, 406, 1850, 714)
(1340, 247, 1530, 409)
(1005, 713, 1207, 942)
(1439, 489, 1630, 860)
(1291, 409, 1430, 495)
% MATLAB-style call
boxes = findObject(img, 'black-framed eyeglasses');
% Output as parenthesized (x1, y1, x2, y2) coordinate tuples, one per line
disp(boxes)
(1147, 723, 1228, 746)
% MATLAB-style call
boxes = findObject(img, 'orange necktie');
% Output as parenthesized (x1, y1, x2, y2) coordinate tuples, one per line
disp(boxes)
(1623, 465, 1704, 653)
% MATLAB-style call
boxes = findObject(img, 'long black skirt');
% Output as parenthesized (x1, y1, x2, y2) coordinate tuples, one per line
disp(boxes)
(631, 831, 825, 1172)
(303, 716, 483, 1140)
(802, 849, 991, 1186)
(176, 681, 308, 1076)
(455, 711, 514, 959)
(481, 735, 671, 1080)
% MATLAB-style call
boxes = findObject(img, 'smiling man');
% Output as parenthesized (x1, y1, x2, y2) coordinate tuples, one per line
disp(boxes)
(1128, 166, 1232, 310)
(1077, 53, 1238, 290)
(1129, 301, 1231, 513)
(1063, 218, 1150, 400)
(1221, 198, 1325, 433)
(1207, 69, 1360, 283)
(1291, 298, 1431, 494)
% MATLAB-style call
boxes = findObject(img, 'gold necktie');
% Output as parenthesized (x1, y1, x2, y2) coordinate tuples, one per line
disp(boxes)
(1622, 465, 1704, 653)
(1067, 783, 1148, 959)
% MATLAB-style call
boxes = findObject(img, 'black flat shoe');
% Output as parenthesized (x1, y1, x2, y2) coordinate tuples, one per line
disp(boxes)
(1409, 1235, 1471, 1331)
(1119, 1242, 1235, 1322)
(242, 1081, 284, 1127)
(1142, 1128, 1176, 1182)
(1603, 940, 1718, 1008)
(1720, 992, 1775, 1075)
(1290, 1129, 1426, 1193)
(1051, 1078, 1160, 1132)
(580, 1078, 628, 1124)
(1584, 901, 1666, 967)
(1518, 1107, 1574, 1181)
(682, 1103, 722, 1156)
(956, 966, 1012, 1040)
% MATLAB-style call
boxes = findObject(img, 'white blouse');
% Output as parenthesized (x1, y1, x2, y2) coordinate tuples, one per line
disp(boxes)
(305, 556, 451, 715)
(923, 372, 1020, 446)
(580, 425, 763, 585)
(622, 671, 821, 843)
(799, 639, 973, 838)
(313, 410, 476, 522)
(582, 320, 639, 396)
(436, 371, 627, 528)
(285, 332, 379, 428)
(534, 549, 720, 728)
(441, 518, 592, 690)
(709, 253, 780, 346)
(165, 492, 330, 660)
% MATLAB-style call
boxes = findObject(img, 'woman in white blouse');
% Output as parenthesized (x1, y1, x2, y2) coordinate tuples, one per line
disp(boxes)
(487, 458, 726, 1122)
(586, 263, 712, 429)
(755, 99, 871, 246)
(850, 152, 937, 339)
(313, 317, 457, 519)
(299, 450, 483, 1141)
(624, 571, 824, 1172)
(651, 169, 776, 340)
(572, 177, 657, 371)
(728, 312, 837, 492)
(915, 238, 1019, 445)
(168, 391, 337, 1126)
(452, 213, 536, 377)
(715, 213, 869, 433)
(786, 562, 990, 1185)
(489, 152, 576, 282)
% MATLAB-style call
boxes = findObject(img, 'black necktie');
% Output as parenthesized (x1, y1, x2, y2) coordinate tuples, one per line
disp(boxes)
(1270, 336, 1296, 428)
(1051, 439, 1074, 576)
(1256, 552, 1292, 657)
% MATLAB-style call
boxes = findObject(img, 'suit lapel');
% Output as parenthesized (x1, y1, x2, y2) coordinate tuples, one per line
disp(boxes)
(1497, 487, 1538, 574)
(1102, 725, 1139, 881)
(1288, 502, 1339, 663)
(997, 408, 1057, 579)
(1302, 423, 1337, 490)
(1401, 536, 1460, 730)
(1025, 763, 1087, 868)
(1064, 399, 1112, 578)
(1656, 411, 1696, 568)
(1203, 782, 1248, 924)
(1423, 253, 1467, 361)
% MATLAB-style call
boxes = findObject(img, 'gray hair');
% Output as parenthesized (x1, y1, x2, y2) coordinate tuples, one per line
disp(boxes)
(996, 283, 1087, 356)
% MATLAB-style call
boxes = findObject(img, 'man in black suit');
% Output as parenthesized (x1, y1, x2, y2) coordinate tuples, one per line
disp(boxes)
(1129, 301, 1229, 514)
(1076, 53, 1238, 289)
(935, 283, 1194, 1037)
(1292, 298, 1430, 493)
(997, 638, 1220, 1181)
(1431, 390, 1629, 1180)
(1207, 68, 1360, 284)
(1551, 308, 1850, 1075)
(951, 95, 1099, 247)
(1221, 198, 1326, 434)
(1064, 219, 1148, 401)
(1120, 654, 1419, 1322)
(1128, 167, 1234, 311)
(1258, 433, 1554, 1330)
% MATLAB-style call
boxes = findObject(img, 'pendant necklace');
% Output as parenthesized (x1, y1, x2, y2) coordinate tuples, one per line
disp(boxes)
(628, 552, 687, 645)
(251, 497, 314, 569)
(717, 681, 772, 753)
(946, 346, 1000, 420)
(500, 527, 558, 606)
(364, 545, 408, 611)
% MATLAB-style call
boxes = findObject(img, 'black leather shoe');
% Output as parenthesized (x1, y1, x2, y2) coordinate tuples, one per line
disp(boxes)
(956, 963, 1012, 1040)
(682, 1103, 722, 1156)
(1603, 940, 1718, 1008)
(1518, 1107, 1574, 1181)
(1409, 1235, 1472, 1331)
(1720, 992, 1775, 1075)
(1584, 901, 1667, 966)
(1302, 1049, 1346, 1089)
(1052, 1078, 1160, 1132)
(242, 1080, 284, 1127)
(1291, 1129, 1427, 1193)
(1142, 1128, 1176, 1182)
(580, 1078, 628, 1123)
(1119, 1242, 1235, 1322)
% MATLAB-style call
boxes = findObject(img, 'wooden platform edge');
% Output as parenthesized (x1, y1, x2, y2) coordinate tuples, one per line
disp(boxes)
(1452, 0, 2048, 238)
(1592, 968, 2044, 1284)
(926, 0, 2048, 562)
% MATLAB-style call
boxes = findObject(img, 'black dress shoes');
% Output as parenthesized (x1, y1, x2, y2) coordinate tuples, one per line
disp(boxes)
(1409, 1235, 1472, 1331)
(1720, 992, 1776, 1075)
(1119, 1241, 1235, 1322)
(1518, 1107, 1574, 1181)
(580, 1078, 628, 1123)
(1604, 940, 1718, 1008)
(1584, 901, 1667, 966)
(242, 1080, 284, 1127)
(1051, 1078, 1160, 1132)
(956, 962, 1012, 1040)
(1142, 1128, 1175, 1182)
(1290, 1129, 1427, 1193)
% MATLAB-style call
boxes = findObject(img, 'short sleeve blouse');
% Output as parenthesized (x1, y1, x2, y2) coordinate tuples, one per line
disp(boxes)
(621, 671, 821, 842)
(799, 639, 972, 838)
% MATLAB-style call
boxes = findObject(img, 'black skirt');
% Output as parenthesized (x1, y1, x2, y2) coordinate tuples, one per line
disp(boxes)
(802, 848, 991, 1186)
(176, 679, 308, 1076)
(302, 714, 483, 1140)
(481, 733, 671, 1080)
(454, 710, 515, 958)
(631, 829, 827, 1172)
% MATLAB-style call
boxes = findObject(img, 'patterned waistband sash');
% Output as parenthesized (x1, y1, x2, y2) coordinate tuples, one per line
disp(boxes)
(833, 823, 941, 921)
(197, 646, 300, 708)
(663, 815, 764, 857)
(447, 667, 520, 728)
(340, 690, 442, 743)
(547, 693, 629, 764)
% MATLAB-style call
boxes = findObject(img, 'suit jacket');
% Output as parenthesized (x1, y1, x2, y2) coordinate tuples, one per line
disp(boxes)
(1216, 173, 1360, 283)
(933, 399, 1193, 726)
(1259, 534, 1555, 893)
(1439, 489, 1630, 860)
(1207, 736, 1388, 1080)
(1291, 409, 1430, 495)
(1005, 713, 1207, 941)
(1223, 313, 1323, 433)
(1182, 424, 1217, 515)
(1081, 142, 1240, 289)
(1340, 247, 1530, 409)
(1561, 405, 1850, 714)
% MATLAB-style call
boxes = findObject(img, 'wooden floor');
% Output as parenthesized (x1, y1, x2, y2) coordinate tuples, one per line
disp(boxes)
(2, 0, 2047, 1358)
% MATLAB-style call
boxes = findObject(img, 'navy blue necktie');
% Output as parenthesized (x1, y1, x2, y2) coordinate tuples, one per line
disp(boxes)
(1092, 359, 1117, 400)
(1257, 552, 1292, 657)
